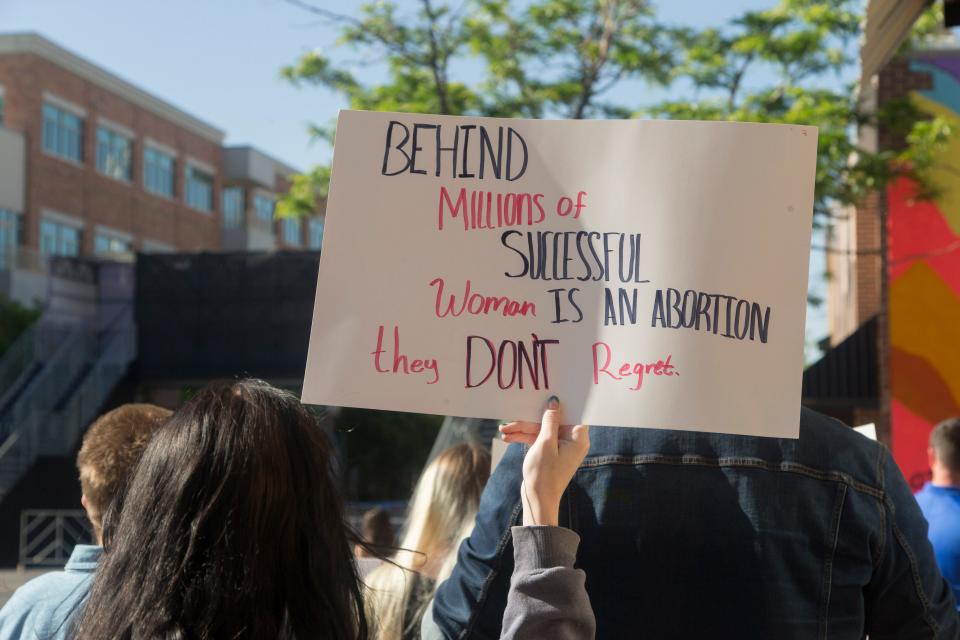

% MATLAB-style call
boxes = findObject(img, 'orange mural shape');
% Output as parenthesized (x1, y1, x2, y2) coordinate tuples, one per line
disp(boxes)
(888, 261, 960, 409)
(890, 346, 960, 424)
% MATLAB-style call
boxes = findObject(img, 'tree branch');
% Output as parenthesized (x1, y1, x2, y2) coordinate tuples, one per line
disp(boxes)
(727, 51, 754, 111)
(282, 0, 362, 27)
(573, 0, 620, 119)
(421, 0, 451, 114)
(283, 0, 424, 69)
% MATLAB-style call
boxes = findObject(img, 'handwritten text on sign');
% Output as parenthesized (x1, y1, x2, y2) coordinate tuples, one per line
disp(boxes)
(303, 111, 817, 438)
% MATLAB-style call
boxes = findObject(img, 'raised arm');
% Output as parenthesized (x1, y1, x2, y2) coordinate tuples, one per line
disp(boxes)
(498, 397, 594, 640)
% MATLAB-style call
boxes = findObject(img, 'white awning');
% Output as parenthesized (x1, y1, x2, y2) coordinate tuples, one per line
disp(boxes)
(861, 0, 931, 83)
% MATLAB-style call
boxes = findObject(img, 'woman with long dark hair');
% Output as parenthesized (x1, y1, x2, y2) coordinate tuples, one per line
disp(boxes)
(72, 378, 591, 639)
(72, 379, 368, 640)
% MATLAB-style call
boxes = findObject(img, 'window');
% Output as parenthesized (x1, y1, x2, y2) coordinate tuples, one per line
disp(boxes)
(222, 187, 244, 228)
(309, 218, 324, 249)
(0, 209, 19, 269)
(40, 219, 81, 258)
(144, 147, 175, 197)
(96, 127, 132, 181)
(94, 233, 131, 257)
(185, 165, 213, 212)
(254, 194, 274, 230)
(42, 103, 84, 163)
(283, 218, 302, 246)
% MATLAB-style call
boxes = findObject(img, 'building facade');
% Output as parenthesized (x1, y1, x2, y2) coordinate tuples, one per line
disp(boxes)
(0, 33, 324, 305)
(828, 49, 960, 489)
(222, 146, 324, 253)
(881, 53, 960, 490)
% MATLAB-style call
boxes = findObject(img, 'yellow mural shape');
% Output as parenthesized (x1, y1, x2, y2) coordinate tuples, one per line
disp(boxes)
(889, 260, 960, 405)
(910, 92, 960, 236)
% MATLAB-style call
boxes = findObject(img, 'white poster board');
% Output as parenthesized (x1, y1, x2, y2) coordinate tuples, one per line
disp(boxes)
(854, 423, 878, 440)
(303, 110, 817, 438)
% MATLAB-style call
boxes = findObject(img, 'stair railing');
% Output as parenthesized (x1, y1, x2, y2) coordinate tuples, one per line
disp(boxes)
(0, 323, 38, 402)
(40, 317, 137, 457)
(0, 327, 86, 487)
(0, 309, 136, 498)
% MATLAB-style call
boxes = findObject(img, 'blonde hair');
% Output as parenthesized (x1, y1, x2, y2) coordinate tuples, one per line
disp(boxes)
(365, 443, 490, 640)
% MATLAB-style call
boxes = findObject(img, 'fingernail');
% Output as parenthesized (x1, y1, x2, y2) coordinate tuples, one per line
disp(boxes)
(546, 395, 559, 410)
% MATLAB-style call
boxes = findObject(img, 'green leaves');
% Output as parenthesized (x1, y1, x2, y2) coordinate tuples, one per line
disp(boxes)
(282, 0, 673, 122)
(468, 0, 673, 119)
(280, 0, 950, 226)
(647, 0, 949, 221)
(276, 166, 331, 219)
(0, 298, 40, 358)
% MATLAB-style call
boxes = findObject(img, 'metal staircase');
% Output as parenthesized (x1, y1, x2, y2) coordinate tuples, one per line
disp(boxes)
(0, 260, 137, 501)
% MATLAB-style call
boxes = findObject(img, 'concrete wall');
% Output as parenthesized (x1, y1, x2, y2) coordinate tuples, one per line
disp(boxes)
(0, 127, 24, 213)
(0, 267, 45, 307)
(224, 146, 276, 189)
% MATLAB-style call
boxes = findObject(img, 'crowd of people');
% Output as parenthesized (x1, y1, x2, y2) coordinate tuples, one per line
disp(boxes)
(0, 378, 957, 638)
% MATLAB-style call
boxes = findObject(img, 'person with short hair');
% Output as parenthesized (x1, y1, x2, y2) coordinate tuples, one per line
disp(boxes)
(916, 416, 960, 609)
(0, 403, 171, 640)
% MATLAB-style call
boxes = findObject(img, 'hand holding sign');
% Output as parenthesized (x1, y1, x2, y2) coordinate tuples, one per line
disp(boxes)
(303, 110, 817, 438)
(510, 396, 590, 527)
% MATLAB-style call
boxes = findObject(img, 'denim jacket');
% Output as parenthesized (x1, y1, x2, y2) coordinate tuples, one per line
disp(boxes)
(431, 408, 959, 639)
(0, 544, 100, 640)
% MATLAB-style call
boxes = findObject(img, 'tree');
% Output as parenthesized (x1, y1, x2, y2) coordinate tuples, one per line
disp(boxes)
(278, 0, 949, 224)
(645, 0, 950, 223)
(0, 298, 40, 358)
(277, 0, 674, 215)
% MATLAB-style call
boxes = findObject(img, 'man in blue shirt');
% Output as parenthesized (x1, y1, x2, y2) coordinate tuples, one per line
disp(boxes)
(0, 403, 171, 639)
(916, 416, 960, 610)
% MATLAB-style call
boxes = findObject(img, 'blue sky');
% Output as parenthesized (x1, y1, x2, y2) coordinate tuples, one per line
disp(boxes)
(0, 0, 779, 170)
(0, 0, 832, 356)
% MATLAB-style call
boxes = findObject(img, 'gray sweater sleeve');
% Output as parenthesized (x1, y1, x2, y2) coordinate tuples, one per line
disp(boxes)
(500, 526, 596, 640)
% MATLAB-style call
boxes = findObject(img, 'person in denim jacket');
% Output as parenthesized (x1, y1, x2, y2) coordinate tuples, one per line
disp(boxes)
(427, 407, 959, 639)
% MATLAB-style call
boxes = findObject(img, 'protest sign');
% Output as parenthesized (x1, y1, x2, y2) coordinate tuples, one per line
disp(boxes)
(302, 110, 817, 437)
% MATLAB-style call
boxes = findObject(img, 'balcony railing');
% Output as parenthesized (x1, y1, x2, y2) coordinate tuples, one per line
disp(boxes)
(19, 509, 93, 567)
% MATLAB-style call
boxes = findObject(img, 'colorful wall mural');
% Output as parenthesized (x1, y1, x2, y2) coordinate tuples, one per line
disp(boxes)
(887, 58, 960, 490)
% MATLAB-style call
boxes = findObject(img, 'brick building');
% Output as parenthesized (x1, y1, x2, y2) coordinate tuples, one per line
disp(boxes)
(828, 50, 960, 489)
(0, 33, 324, 304)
